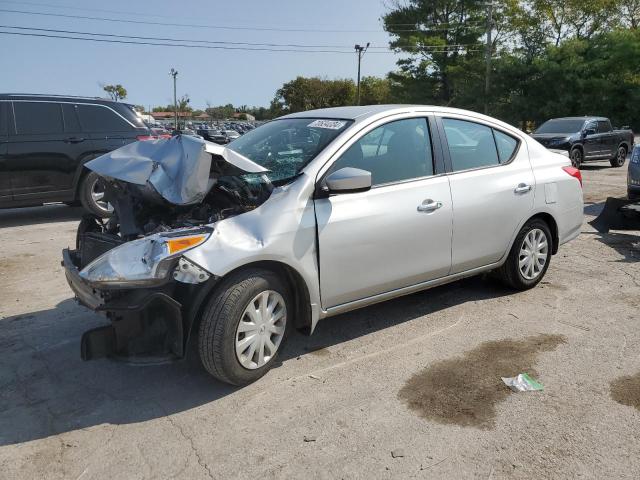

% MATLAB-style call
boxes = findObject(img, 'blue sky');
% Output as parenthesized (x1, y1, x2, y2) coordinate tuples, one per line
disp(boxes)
(0, 0, 401, 109)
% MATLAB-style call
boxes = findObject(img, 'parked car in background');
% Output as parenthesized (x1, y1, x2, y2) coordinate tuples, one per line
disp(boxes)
(197, 128, 228, 144)
(629, 145, 640, 200)
(150, 127, 171, 139)
(224, 129, 240, 141)
(0, 94, 154, 216)
(531, 116, 634, 168)
(63, 105, 583, 385)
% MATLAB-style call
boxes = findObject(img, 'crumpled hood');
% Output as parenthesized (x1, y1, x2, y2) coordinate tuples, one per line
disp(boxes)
(85, 135, 267, 205)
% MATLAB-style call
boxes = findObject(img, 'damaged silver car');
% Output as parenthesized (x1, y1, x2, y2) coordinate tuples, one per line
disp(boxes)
(63, 105, 583, 385)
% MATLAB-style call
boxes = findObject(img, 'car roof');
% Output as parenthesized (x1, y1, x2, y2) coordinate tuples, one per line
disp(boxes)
(281, 104, 518, 122)
(0, 93, 119, 105)
(546, 116, 608, 121)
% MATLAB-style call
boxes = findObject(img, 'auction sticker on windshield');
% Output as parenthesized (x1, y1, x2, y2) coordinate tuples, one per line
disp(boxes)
(307, 119, 347, 130)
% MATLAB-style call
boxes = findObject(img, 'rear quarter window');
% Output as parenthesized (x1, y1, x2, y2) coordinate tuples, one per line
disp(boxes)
(493, 130, 519, 163)
(77, 104, 134, 132)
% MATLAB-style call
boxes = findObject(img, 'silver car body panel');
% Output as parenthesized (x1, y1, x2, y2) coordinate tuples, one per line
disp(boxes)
(180, 105, 583, 332)
(86, 134, 266, 205)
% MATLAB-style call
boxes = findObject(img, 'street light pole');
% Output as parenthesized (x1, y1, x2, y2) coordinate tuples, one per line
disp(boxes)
(354, 43, 369, 106)
(170, 68, 178, 130)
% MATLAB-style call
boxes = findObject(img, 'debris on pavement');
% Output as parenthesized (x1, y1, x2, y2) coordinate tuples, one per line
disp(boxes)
(391, 449, 405, 458)
(501, 373, 544, 392)
(303, 435, 317, 442)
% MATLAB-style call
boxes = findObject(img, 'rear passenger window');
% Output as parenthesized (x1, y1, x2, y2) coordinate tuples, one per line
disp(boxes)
(493, 130, 518, 163)
(77, 104, 133, 132)
(62, 104, 81, 132)
(13, 102, 64, 135)
(329, 118, 433, 186)
(443, 119, 499, 171)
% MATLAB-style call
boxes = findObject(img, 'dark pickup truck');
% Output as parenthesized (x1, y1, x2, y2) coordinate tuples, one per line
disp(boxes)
(531, 117, 634, 168)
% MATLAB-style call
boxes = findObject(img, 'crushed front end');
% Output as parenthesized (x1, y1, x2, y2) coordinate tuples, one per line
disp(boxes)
(62, 135, 272, 362)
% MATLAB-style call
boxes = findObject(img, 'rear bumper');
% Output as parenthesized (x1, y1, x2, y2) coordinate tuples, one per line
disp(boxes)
(62, 248, 186, 361)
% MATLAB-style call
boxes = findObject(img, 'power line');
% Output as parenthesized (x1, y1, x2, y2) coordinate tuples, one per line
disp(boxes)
(0, 8, 423, 33)
(0, 7, 486, 34)
(0, 0, 484, 31)
(0, 25, 479, 53)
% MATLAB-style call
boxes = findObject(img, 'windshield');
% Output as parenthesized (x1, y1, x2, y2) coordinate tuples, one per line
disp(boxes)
(227, 118, 353, 183)
(535, 119, 585, 134)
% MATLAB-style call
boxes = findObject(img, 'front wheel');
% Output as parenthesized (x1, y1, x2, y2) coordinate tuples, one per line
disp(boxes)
(198, 269, 291, 385)
(495, 219, 552, 290)
(610, 146, 627, 167)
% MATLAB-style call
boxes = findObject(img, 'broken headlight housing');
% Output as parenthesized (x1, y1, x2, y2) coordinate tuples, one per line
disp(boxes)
(79, 227, 212, 287)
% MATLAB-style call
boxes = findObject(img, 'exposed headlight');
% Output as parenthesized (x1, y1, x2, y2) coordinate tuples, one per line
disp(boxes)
(79, 228, 211, 287)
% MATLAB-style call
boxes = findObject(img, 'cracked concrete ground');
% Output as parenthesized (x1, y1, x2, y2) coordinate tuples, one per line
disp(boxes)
(1, 160, 639, 479)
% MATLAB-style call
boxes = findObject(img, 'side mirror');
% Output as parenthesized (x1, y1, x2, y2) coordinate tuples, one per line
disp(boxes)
(324, 167, 372, 194)
(583, 128, 596, 136)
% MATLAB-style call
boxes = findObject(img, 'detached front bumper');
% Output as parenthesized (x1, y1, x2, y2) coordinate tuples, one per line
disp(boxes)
(63, 248, 186, 362)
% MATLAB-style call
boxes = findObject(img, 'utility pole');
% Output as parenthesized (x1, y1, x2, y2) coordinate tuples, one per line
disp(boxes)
(484, 3, 493, 115)
(354, 43, 369, 106)
(170, 68, 178, 130)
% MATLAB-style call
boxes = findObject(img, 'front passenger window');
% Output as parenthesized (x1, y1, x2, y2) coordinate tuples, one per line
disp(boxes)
(329, 118, 433, 186)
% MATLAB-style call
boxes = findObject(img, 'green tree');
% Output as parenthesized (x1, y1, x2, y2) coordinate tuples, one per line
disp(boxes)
(359, 76, 393, 105)
(271, 76, 355, 114)
(102, 84, 127, 101)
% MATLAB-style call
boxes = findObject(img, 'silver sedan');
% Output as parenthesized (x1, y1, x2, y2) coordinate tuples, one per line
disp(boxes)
(64, 105, 584, 385)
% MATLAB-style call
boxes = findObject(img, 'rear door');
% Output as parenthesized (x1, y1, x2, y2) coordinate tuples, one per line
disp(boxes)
(7, 101, 85, 202)
(597, 119, 615, 157)
(438, 116, 535, 273)
(0, 102, 10, 206)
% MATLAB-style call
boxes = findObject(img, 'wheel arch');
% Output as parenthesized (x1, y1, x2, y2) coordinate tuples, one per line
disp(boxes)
(71, 153, 103, 199)
(527, 212, 559, 255)
(182, 260, 314, 357)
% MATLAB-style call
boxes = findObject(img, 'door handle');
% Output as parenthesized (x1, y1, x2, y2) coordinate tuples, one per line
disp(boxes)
(417, 199, 443, 213)
(514, 183, 532, 194)
(64, 137, 85, 144)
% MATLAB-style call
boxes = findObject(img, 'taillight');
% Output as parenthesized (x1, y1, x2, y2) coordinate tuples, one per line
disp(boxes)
(562, 166, 582, 187)
(136, 135, 156, 141)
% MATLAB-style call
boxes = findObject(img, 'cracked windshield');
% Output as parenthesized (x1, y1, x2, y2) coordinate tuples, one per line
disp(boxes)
(227, 118, 353, 183)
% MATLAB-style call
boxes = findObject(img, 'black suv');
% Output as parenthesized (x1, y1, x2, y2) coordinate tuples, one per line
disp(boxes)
(0, 94, 153, 216)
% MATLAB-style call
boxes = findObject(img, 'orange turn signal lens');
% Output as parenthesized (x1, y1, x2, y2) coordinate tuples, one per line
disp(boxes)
(166, 235, 207, 255)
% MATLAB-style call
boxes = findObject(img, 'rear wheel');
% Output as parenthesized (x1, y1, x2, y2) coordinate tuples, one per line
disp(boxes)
(495, 219, 552, 290)
(610, 145, 627, 167)
(198, 269, 291, 386)
(79, 171, 113, 217)
(570, 148, 583, 168)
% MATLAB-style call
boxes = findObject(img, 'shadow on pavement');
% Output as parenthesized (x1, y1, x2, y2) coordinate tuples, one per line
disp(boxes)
(0, 276, 513, 446)
(593, 231, 640, 263)
(0, 204, 84, 228)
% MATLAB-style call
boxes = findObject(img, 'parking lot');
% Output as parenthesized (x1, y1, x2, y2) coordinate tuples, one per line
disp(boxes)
(0, 161, 638, 479)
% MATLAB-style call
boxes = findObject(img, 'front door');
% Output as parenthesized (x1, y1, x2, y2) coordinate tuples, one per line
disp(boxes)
(314, 117, 453, 309)
(439, 117, 535, 273)
(583, 120, 600, 159)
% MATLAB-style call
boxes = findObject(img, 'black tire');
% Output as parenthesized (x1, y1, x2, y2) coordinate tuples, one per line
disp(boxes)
(570, 148, 583, 168)
(198, 268, 291, 386)
(79, 171, 112, 217)
(610, 145, 627, 167)
(495, 218, 552, 290)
